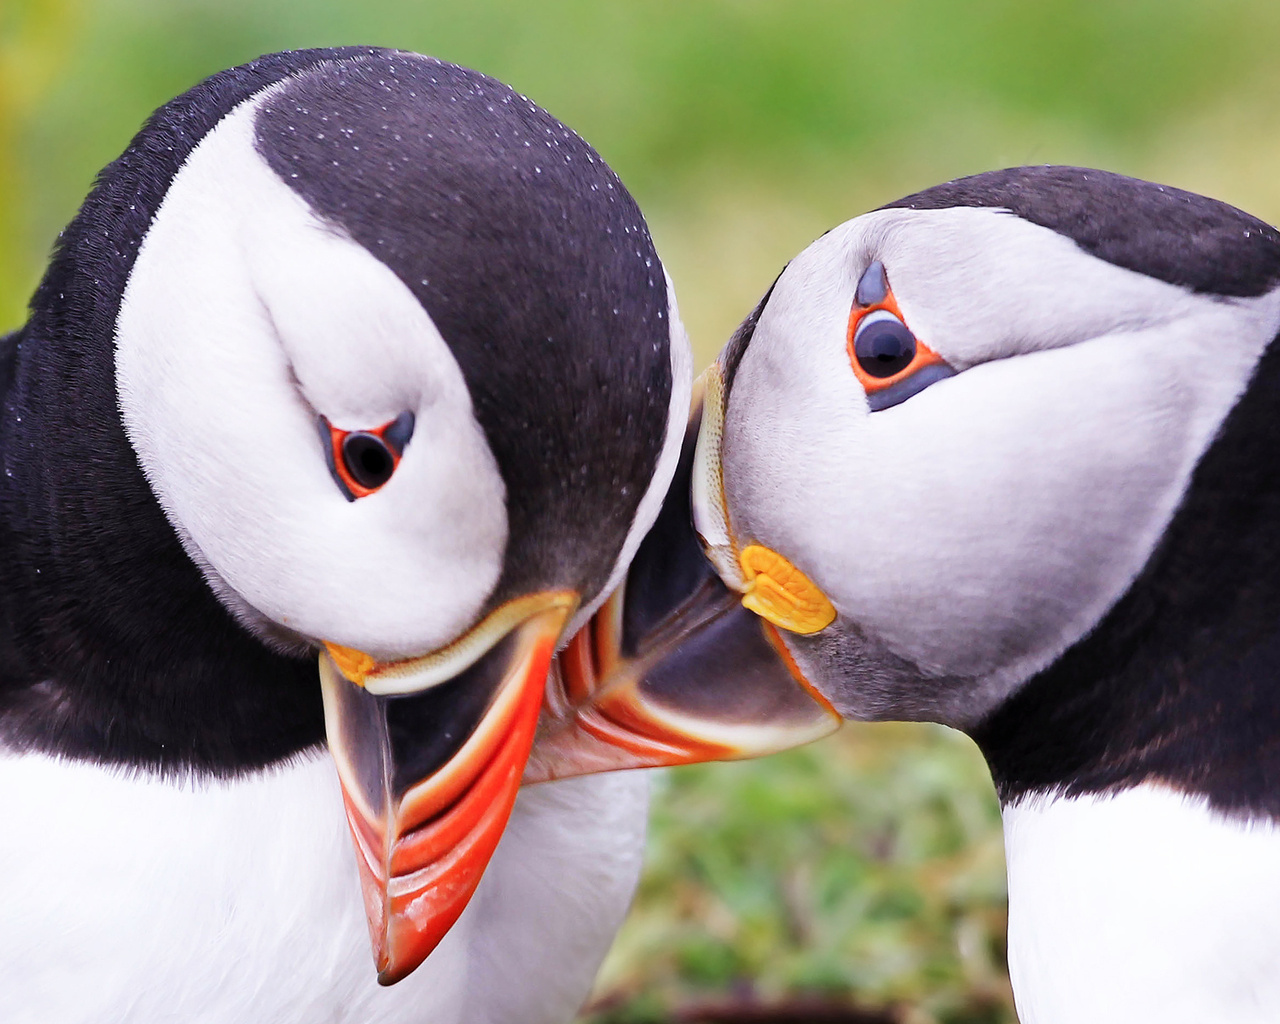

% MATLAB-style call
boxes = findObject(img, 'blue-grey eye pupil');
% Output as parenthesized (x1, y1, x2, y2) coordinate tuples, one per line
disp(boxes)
(855, 316, 916, 378)
(343, 432, 395, 489)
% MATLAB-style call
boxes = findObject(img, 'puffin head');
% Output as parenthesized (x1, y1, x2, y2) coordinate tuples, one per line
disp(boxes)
(699, 166, 1280, 727)
(535, 167, 1280, 789)
(4, 49, 690, 983)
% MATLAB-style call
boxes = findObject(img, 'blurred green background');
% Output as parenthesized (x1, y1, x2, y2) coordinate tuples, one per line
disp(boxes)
(6, 2, 1280, 1020)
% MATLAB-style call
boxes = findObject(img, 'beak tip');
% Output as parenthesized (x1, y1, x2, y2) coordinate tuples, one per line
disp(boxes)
(376, 964, 405, 988)
(370, 923, 441, 987)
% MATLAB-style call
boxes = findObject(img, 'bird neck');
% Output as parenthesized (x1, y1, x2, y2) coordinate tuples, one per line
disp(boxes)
(974, 331, 1280, 823)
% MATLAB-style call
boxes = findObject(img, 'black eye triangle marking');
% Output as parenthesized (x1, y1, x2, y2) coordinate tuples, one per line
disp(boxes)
(382, 411, 415, 455)
(855, 260, 888, 307)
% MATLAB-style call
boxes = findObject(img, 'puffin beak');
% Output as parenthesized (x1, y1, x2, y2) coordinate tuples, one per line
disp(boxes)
(318, 592, 577, 985)
(524, 369, 841, 785)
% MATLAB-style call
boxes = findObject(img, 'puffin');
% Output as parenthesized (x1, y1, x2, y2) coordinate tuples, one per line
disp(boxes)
(0, 47, 707, 1023)
(542, 167, 1280, 1023)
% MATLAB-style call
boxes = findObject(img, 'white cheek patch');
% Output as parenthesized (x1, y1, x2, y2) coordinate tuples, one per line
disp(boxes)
(724, 208, 1280, 713)
(116, 93, 508, 660)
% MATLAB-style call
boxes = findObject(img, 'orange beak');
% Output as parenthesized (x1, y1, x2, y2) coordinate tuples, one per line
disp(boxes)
(526, 586, 839, 783)
(319, 598, 574, 985)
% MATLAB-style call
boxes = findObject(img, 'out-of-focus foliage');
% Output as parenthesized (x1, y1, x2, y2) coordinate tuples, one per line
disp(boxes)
(586, 725, 1012, 1024)
(5, 2, 1280, 1020)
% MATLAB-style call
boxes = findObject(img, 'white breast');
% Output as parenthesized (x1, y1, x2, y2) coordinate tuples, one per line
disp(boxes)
(1003, 785, 1280, 1024)
(0, 751, 648, 1024)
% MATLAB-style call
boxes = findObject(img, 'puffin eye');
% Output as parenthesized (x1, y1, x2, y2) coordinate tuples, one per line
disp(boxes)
(342, 433, 395, 489)
(320, 411, 415, 501)
(853, 311, 916, 378)
(847, 263, 955, 412)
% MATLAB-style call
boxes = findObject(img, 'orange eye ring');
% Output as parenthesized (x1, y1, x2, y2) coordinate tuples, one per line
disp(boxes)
(321, 411, 415, 501)
(847, 274, 949, 401)
(845, 262, 956, 412)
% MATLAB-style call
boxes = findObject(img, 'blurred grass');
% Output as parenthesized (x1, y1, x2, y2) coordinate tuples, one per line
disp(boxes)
(585, 726, 1012, 1024)
(6, 2, 1280, 1020)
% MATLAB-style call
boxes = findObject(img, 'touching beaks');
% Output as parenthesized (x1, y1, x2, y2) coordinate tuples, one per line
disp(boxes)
(524, 371, 842, 785)
(319, 591, 577, 985)
(319, 371, 841, 986)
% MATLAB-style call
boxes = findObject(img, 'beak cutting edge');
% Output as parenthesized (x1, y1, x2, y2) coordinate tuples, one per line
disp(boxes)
(319, 591, 577, 985)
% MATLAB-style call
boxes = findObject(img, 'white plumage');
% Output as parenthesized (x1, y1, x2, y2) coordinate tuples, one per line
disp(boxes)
(0, 752, 648, 1024)
(1005, 787, 1280, 1024)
